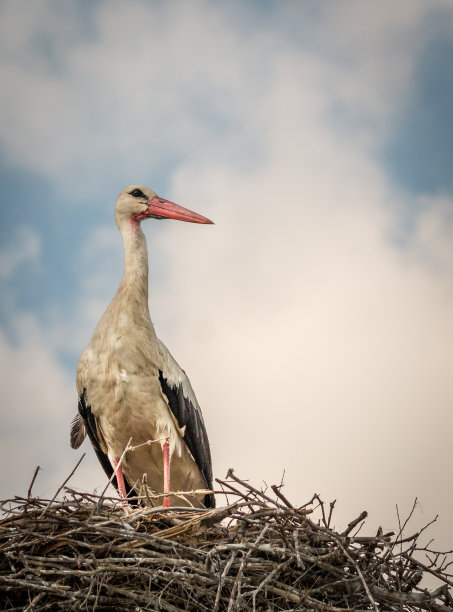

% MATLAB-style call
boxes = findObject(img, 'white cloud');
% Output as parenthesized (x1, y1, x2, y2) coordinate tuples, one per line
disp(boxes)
(146, 48, 453, 542)
(0, 0, 447, 198)
(0, 316, 109, 500)
(39, 224, 124, 359)
(0, 226, 41, 280)
(408, 195, 453, 277)
(153, 160, 453, 541)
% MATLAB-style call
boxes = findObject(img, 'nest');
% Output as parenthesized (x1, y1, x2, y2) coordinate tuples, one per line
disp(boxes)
(1, 467, 452, 611)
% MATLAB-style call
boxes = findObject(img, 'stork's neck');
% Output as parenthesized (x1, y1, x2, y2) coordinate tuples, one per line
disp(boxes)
(91, 218, 158, 348)
(112, 219, 153, 326)
(119, 220, 149, 294)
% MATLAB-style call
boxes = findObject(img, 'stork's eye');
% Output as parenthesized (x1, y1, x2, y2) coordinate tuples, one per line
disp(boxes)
(130, 188, 145, 198)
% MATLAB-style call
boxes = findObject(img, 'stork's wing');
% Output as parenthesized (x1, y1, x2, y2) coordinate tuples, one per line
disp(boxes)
(71, 389, 136, 502)
(156, 339, 214, 508)
(159, 371, 215, 508)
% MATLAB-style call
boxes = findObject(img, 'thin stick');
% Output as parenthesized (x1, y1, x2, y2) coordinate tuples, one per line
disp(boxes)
(27, 466, 41, 499)
(97, 438, 133, 507)
(39, 454, 85, 518)
(337, 540, 379, 612)
(341, 510, 368, 536)
(271, 484, 294, 508)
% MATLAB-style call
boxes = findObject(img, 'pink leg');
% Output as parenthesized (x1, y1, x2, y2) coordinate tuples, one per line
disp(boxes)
(113, 457, 127, 501)
(163, 440, 171, 508)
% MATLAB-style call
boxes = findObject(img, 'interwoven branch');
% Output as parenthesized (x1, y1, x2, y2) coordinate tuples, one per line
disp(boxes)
(0, 467, 452, 611)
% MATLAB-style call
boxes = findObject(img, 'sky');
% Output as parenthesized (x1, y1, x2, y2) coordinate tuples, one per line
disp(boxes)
(1, 0, 452, 551)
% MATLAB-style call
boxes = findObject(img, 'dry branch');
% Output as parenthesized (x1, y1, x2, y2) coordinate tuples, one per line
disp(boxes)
(0, 468, 452, 611)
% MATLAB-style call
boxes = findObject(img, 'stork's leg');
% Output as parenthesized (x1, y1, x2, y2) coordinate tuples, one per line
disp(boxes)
(162, 440, 171, 508)
(113, 458, 127, 501)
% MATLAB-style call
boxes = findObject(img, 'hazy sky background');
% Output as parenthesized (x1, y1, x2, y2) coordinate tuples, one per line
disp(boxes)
(1, 0, 452, 549)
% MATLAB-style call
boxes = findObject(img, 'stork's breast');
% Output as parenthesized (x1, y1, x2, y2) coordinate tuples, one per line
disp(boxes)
(84, 338, 181, 452)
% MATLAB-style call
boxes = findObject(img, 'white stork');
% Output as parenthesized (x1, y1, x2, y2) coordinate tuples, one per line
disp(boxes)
(70, 185, 215, 508)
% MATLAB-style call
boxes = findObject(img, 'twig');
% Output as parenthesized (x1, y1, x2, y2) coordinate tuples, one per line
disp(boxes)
(271, 484, 293, 508)
(341, 510, 368, 536)
(227, 522, 270, 612)
(27, 466, 41, 499)
(337, 540, 378, 612)
(1, 469, 451, 611)
(39, 454, 85, 518)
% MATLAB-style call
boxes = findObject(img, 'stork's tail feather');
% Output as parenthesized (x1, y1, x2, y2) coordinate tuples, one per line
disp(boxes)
(70, 413, 86, 449)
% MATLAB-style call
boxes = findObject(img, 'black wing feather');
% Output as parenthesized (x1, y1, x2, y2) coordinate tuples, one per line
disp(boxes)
(158, 371, 215, 508)
(76, 389, 136, 502)
(70, 413, 86, 449)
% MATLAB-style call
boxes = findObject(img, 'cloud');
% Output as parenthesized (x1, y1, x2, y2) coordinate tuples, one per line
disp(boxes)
(0, 226, 41, 280)
(32, 223, 124, 360)
(153, 164, 453, 540)
(0, 315, 109, 499)
(408, 195, 453, 275)
(0, 0, 446, 199)
(148, 49, 453, 540)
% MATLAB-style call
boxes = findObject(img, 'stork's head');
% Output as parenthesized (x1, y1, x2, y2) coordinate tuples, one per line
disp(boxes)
(115, 185, 213, 228)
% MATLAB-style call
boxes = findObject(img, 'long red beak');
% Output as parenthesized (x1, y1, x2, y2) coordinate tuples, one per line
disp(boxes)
(136, 195, 214, 224)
